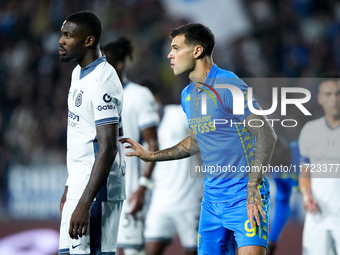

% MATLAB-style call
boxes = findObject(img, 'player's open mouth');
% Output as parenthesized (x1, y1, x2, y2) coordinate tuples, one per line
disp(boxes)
(59, 47, 66, 55)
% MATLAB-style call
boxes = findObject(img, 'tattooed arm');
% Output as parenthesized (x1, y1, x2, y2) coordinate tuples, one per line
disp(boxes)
(244, 110, 277, 229)
(120, 129, 200, 162)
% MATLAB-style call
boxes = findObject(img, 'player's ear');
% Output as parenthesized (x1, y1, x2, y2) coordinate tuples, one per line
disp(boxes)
(317, 92, 322, 105)
(193, 45, 204, 59)
(115, 61, 124, 72)
(85, 36, 95, 47)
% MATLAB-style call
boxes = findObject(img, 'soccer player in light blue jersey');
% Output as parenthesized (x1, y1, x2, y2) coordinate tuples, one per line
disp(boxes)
(120, 23, 277, 255)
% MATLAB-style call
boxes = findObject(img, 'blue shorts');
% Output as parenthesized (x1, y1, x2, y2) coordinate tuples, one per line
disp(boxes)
(197, 193, 270, 255)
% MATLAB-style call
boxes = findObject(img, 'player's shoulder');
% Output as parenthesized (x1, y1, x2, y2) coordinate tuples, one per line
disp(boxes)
(163, 104, 188, 127)
(125, 81, 150, 93)
(300, 117, 325, 141)
(71, 65, 81, 80)
(124, 81, 154, 100)
(213, 65, 248, 93)
(164, 104, 184, 115)
(96, 61, 119, 81)
(215, 65, 239, 79)
(302, 116, 325, 131)
(181, 83, 191, 101)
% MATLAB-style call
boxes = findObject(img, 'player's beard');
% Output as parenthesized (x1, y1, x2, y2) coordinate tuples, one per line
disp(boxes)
(60, 56, 71, 62)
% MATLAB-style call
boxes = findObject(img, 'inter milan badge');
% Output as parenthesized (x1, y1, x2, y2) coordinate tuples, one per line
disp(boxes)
(75, 90, 84, 107)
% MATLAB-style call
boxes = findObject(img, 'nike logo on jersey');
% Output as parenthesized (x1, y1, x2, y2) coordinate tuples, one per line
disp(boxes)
(72, 244, 82, 249)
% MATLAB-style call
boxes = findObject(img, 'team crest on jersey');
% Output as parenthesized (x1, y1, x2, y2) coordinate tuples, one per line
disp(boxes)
(195, 97, 200, 112)
(75, 90, 84, 107)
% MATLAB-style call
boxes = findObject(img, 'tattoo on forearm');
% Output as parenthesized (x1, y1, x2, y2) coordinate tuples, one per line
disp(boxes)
(245, 112, 277, 205)
(152, 137, 191, 161)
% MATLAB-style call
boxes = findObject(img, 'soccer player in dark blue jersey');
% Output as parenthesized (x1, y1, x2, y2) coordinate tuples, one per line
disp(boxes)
(120, 23, 277, 255)
(267, 138, 300, 255)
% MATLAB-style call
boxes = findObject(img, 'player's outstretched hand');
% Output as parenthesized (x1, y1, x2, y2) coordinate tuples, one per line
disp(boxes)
(119, 138, 153, 162)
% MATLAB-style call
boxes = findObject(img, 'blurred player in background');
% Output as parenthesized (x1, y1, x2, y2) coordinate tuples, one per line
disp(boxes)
(58, 11, 126, 255)
(141, 80, 204, 255)
(299, 78, 340, 255)
(102, 37, 159, 255)
(267, 137, 300, 255)
(121, 23, 277, 255)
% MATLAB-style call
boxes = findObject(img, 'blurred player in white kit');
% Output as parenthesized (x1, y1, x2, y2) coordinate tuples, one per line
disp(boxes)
(141, 80, 203, 255)
(102, 37, 159, 255)
(299, 78, 340, 255)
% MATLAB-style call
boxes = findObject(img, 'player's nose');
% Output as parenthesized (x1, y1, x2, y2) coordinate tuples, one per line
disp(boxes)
(167, 51, 173, 59)
(59, 37, 64, 45)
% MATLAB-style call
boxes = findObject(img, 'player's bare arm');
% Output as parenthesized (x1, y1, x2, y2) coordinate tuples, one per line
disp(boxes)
(299, 167, 320, 213)
(152, 129, 199, 161)
(60, 186, 68, 215)
(129, 126, 159, 215)
(245, 111, 277, 228)
(69, 123, 119, 239)
(120, 128, 200, 162)
(140, 126, 159, 178)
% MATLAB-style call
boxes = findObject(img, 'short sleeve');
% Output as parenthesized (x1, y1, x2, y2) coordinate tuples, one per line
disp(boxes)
(180, 85, 191, 127)
(136, 88, 159, 130)
(91, 80, 122, 127)
(181, 88, 188, 115)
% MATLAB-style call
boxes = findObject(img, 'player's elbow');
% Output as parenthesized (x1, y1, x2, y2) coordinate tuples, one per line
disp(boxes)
(100, 142, 118, 161)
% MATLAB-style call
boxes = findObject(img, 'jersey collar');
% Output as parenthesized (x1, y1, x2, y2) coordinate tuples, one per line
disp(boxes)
(190, 64, 218, 94)
(79, 55, 106, 80)
(324, 116, 340, 130)
(122, 77, 130, 89)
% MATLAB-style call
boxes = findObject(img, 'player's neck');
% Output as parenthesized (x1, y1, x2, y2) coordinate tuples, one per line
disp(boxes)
(189, 57, 214, 82)
(79, 48, 102, 69)
(120, 73, 128, 86)
(325, 114, 340, 129)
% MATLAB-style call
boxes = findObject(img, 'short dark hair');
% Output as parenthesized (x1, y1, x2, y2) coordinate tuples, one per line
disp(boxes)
(169, 23, 215, 56)
(101, 36, 133, 63)
(66, 11, 102, 47)
(140, 79, 161, 96)
(319, 74, 340, 91)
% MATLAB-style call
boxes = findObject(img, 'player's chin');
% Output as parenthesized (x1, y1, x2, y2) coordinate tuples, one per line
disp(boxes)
(59, 56, 71, 62)
(173, 69, 185, 76)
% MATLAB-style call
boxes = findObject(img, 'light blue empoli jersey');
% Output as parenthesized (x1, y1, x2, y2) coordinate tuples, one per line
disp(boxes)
(181, 64, 270, 203)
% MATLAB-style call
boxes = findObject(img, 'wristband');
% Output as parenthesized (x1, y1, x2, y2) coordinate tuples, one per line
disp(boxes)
(138, 176, 153, 189)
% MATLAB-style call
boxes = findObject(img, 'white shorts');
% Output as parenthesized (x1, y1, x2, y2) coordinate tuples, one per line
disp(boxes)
(117, 201, 144, 249)
(303, 221, 340, 255)
(59, 199, 123, 255)
(144, 206, 200, 250)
